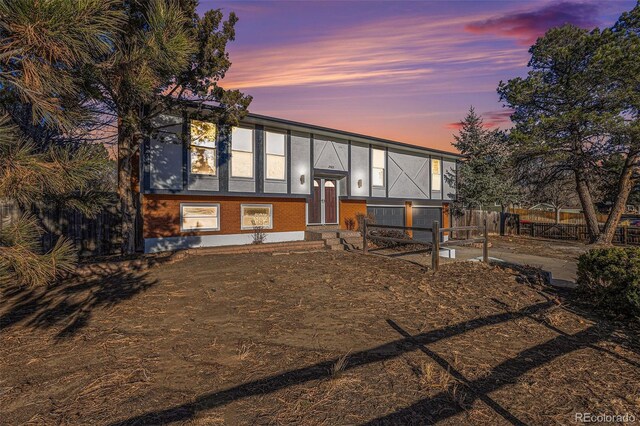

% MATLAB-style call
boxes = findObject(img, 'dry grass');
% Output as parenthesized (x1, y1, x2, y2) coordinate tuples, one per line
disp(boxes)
(330, 352, 350, 378)
(1, 251, 639, 425)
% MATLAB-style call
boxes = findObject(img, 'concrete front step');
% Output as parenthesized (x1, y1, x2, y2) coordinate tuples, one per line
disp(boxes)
(304, 230, 339, 241)
(188, 240, 326, 256)
(341, 236, 362, 244)
(338, 230, 361, 238)
(323, 237, 342, 246)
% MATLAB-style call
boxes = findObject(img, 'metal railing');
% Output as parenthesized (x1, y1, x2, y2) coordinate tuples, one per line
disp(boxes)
(362, 218, 489, 272)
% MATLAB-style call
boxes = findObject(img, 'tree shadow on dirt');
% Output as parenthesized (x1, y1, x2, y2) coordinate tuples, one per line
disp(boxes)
(0, 265, 157, 340)
(108, 300, 558, 426)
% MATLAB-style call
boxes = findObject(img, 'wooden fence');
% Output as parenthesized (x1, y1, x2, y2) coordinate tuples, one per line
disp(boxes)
(512, 208, 608, 225)
(452, 210, 500, 235)
(0, 200, 122, 257)
(362, 218, 489, 271)
(519, 222, 640, 246)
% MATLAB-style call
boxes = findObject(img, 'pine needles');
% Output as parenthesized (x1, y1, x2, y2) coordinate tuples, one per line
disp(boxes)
(0, 0, 122, 287)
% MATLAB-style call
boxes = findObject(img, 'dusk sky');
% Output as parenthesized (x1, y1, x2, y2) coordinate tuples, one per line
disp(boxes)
(200, 0, 635, 152)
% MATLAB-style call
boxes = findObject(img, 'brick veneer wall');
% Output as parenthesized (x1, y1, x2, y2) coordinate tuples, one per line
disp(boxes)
(143, 195, 307, 238)
(338, 199, 367, 230)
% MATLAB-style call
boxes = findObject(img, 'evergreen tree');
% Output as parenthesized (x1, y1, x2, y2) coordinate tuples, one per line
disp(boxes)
(591, 4, 640, 243)
(448, 107, 519, 211)
(86, 0, 252, 254)
(0, 0, 122, 287)
(498, 16, 640, 244)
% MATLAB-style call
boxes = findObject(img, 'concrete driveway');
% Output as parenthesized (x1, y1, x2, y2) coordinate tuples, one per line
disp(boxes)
(453, 246, 579, 288)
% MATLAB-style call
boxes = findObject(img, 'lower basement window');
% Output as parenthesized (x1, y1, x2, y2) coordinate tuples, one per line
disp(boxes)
(181, 203, 220, 231)
(241, 204, 273, 230)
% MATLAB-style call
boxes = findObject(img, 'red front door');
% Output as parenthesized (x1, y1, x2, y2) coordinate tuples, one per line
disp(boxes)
(308, 178, 338, 224)
(324, 179, 337, 224)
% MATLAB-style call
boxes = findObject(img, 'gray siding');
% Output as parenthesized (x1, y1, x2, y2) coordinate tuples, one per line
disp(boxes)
(313, 137, 348, 171)
(443, 160, 456, 201)
(188, 175, 219, 191)
(149, 114, 184, 190)
(387, 149, 430, 199)
(229, 177, 255, 192)
(350, 142, 369, 197)
(290, 131, 311, 195)
(264, 179, 287, 193)
(144, 111, 457, 199)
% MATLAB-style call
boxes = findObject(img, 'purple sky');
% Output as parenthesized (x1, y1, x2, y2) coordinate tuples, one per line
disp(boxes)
(199, 0, 635, 152)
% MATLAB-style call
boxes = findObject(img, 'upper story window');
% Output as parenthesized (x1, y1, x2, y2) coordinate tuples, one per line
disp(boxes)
(265, 130, 286, 180)
(372, 148, 385, 187)
(231, 126, 254, 178)
(189, 120, 216, 175)
(431, 158, 442, 191)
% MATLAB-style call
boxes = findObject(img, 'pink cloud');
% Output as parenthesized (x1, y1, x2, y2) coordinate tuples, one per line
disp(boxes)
(483, 109, 513, 128)
(223, 14, 526, 90)
(445, 109, 513, 131)
(465, 2, 601, 45)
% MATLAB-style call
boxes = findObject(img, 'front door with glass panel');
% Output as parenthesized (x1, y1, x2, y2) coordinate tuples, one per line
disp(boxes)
(308, 178, 338, 224)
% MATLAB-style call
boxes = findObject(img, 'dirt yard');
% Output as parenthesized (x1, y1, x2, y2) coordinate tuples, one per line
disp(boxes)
(1, 250, 639, 425)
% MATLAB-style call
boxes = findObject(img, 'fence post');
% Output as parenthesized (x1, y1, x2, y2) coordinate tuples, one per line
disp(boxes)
(623, 226, 628, 245)
(483, 218, 489, 263)
(431, 220, 440, 272)
(362, 218, 368, 254)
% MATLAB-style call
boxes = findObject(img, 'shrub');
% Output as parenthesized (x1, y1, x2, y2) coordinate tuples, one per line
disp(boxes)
(344, 217, 355, 230)
(355, 212, 375, 231)
(369, 229, 414, 248)
(251, 226, 267, 244)
(576, 247, 640, 318)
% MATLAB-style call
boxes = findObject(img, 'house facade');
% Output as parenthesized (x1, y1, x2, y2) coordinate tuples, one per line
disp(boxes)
(139, 108, 459, 253)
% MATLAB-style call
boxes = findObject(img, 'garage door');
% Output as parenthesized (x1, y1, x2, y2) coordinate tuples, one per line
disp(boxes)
(412, 207, 442, 243)
(367, 206, 405, 228)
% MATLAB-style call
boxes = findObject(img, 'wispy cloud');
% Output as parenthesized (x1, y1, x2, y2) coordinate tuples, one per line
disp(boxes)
(483, 109, 513, 127)
(445, 109, 513, 130)
(224, 14, 527, 90)
(465, 1, 601, 45)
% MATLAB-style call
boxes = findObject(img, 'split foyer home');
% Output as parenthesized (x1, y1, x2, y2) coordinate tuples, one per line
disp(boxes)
(138, 106, 459, 253)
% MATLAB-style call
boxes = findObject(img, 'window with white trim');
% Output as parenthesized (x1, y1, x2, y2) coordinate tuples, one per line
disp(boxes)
(431, 158, 442, 191)
(189, 120, 217, 175)
(241, 204, 273, 229)
(181, 204, 220, 231)
(265, 130, 286, 180)
(372, 148, 385, 187)
(231, 127, 254, 178)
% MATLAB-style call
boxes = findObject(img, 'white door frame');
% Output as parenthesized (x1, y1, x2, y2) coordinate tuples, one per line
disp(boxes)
(307, 177, 339, 225)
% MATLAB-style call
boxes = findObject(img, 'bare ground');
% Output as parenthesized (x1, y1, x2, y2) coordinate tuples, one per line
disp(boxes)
(1, 250, 638, 425)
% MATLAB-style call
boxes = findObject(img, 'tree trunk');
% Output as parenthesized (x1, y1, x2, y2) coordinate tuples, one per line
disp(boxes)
(574, 170, 600, 243)
(117, 117, 138, 255)
(555, 206, 560, 224)
(596, 153, 638, 245)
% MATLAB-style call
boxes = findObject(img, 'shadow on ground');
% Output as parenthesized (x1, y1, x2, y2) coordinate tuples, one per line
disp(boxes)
(109, 294, 639, 426)
(0, 266, 157, 340)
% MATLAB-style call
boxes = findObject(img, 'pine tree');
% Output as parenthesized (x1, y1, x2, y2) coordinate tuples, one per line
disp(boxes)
(497, 20, 638, 244)
(448, 107, 519, 211)
(0, 0, 123, 287)
(86, 0, 252, 254)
